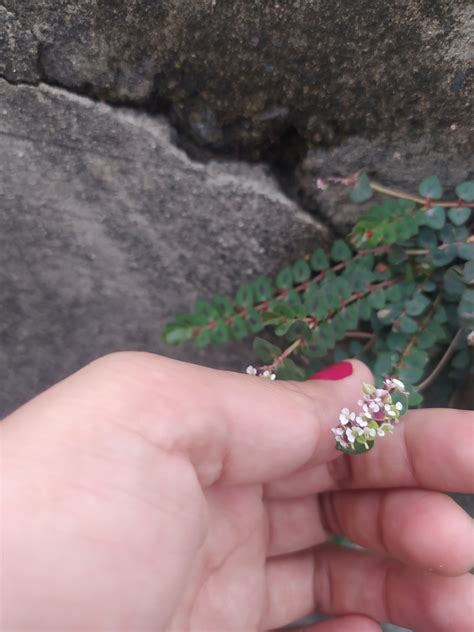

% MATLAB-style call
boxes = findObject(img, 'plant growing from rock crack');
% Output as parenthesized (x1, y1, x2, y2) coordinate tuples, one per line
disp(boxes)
(164, 172, 474, 453)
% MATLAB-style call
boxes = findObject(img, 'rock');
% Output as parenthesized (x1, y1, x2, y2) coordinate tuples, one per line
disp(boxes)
(298, 133, 474, 230)
(0, 80, 327, 418)
(1, 1, 472, 158)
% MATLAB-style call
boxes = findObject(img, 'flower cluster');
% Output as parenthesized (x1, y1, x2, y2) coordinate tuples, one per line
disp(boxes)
(332, 377, 408, 452)
(246, 365, 276, 380)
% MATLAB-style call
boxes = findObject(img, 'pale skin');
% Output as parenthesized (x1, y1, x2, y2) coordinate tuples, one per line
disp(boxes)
(1, 353, 473, 631)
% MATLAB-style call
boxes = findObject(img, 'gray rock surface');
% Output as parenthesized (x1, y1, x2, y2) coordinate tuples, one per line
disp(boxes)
(1, 1, 472, 158)
(0, 79, 327, 418)
(298, 134, 474, 230)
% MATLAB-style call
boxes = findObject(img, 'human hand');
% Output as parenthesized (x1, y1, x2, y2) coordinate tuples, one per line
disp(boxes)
(2, 353, 473, 631)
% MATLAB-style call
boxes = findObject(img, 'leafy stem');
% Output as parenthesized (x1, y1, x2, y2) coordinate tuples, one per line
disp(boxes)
(318, 172, 474, 208)
(262, 277, 401, 372)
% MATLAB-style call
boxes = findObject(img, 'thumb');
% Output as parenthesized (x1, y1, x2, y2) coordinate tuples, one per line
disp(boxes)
(3, 353, 373, 486)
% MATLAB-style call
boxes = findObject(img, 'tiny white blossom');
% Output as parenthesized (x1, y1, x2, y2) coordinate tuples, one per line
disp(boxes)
(391, 378, 405, 390)
(346, 428, 356, 443)
(270, 373, 276, 381)
(387, 410, 397, 417)
(395, 401, 403, 411)
(246, 365, 257, 376)
(341, 408, 350, 416)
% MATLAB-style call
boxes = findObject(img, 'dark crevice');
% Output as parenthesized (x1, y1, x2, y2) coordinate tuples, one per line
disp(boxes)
(1, 68, 337, 233)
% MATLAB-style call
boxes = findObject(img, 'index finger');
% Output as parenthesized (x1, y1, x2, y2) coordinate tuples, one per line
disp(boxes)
(265, 408, 474, 497)
(2, 352, 372, 487)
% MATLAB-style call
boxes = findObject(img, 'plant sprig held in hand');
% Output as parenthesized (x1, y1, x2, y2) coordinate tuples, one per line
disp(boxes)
(164, 172, 474, 454)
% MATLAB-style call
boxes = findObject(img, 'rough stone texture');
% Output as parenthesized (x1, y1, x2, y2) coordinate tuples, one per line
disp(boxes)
(298, 133, 474, 230)
(1, 1, 472, 158)
(0, 80, 327, 418)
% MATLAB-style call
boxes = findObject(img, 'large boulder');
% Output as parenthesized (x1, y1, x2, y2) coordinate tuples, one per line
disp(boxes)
(1, 1, 472, 157)
(0, 80, 326, 417)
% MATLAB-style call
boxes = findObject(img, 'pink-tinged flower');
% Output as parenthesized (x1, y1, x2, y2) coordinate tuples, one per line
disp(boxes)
(333, 377, 409, 454)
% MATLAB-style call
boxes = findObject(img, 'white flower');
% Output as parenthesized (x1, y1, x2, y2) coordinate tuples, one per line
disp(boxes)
(395, 401, 403, 411)
(339, 412, 349, 425)
(377, 428, 385, 437)
(390, 378, 405, 390)
(246, 365, 257, 376)
(346, 428, 356, 443)
(341, 408, 350, 416)
(270, 373, 276, 381)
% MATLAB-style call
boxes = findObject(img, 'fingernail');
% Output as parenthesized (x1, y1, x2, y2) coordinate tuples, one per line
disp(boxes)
(309, 361, 353, 381)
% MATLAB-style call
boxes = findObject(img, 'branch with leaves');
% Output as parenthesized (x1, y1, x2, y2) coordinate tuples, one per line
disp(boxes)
(164, 173, 474, 430)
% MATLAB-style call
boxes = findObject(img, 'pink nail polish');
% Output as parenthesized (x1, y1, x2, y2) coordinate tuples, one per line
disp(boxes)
(309, 361, 353, 381)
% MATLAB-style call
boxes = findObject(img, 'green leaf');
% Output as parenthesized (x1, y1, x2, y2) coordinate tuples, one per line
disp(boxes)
(276, 266, 294, 290)
(359, 297, 372, 321)
(406, 348, 429, 367)
(303, 330, 328, 358)
(463, 261, 474, 284)
(194, 299, 218, 325)
(304, 285, 328, 318)
(235, 283, 255, 308)
(284, 289, 306, 317)
(417, 328, 437, 349)
(408, 389, 423, 407)
(341, 302, 359, 329)
(373, 352, 394, 377)
(212, 295, 234, 317)
(368, 289, 386, 310)
(194, 328, 211, 348)
(378, 304, 402, 324)
(458, 242, 474, 260)
(292, 259, 311, 283)
(319, 321, 337, 349)
(253, 337, 282, 363)
(246, 308, 264, 333)
(337, 439, 374, 455)
(310, 248, 330, 271)
(419, 176, 443, 200)
(287, 320, 312, 341)
(387, 332, 410, 352)
(275, 321, 293, 336)
(350, 173, 373, 203)
(230, 316, 249, 340)
(417, 227, 438, 250)
(386, 285, 403, 302)
(458, 288, 474, 325)
(210, 320, 230, 344)
(331, 239, 352, 262)
(276, 359, 307, 381)
(405, 293, 431, 317)
(253, 277, 273, 301)
(444, 268, 465, 297)
(162, 322, 194, 345)
(397, 363, 425, 384)
(455, 180, 474, 202)
(391, 389, 409, 414)
(331, 313, 349, 338)
(424, 206, 445, 230)
(399, 315, 418, 334)
(448, 207, 471, 226)
(388, 246, 408, 266)
(430, 244, 457, 267)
